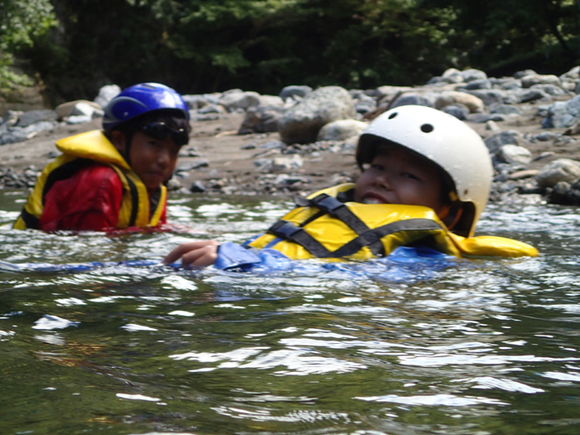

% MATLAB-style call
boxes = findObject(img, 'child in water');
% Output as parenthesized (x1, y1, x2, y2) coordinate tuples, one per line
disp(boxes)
(164, 105, 537, 268)
(14, 83, 191, 232)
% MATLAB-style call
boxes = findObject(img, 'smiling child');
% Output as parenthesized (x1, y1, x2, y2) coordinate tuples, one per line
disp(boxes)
(14, 83, 191, 232)
(164, 105, 537, 268)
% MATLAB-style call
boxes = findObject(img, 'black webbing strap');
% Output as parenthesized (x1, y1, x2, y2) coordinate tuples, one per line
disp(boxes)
(149, 186, 161, 220)
(18, 208, 40, 229)
(331, 218, 443, 258)
(281, 192, 447, 258)
(309, 194, 384, 257)
(312, 194, 369, 233)
(268, 220, 332, 258)
(268, 218, 444, 259)
(124, 174, 139, 227)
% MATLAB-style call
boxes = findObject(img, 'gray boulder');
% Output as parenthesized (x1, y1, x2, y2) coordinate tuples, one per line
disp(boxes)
(460, 68, 488, 82)
(257, 95, 284, 107)
(463, 90, 505, 107)
(498, 145, 532, 165)
(239, 106, 286, 134)
(219, 90, 261, 112)
(434, 91, 484, 113)
(182, 94, 214, 110)
(277, 86, 356, 144)
(536, 158, 580, 188)
(460, 79, 492, 90)
(55, 100, 102, 120)
(390, 93, 433, 109)
(515, 89, 551, 103)
(543, 95, 580, 128)
(491, 105, 523, 116)
(484, 130, 523, 155)
(548, 180, 580, 205)
(279, 85, 312, 101)
(514, 69, 537, 79)
(94, 84, 121, 108)
(521, 74, 561, 88)
(467, 113, 506, 123)
(351, 93, 377, 115)
(15, 110, 57, 128)
(493, 78, 522, 90)
(442, 104, 470, 120)
(317, 119, 368, 141)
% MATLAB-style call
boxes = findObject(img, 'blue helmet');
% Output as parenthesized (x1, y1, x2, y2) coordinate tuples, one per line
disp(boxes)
(102, 82, 189, 130)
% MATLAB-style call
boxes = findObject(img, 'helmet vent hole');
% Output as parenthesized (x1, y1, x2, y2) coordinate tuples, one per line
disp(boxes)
(388, 112, 398, 119)
(421, 123, 434, 133)
(464, 189, 469, 195)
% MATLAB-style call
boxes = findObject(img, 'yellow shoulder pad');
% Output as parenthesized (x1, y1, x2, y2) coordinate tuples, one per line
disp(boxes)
(449, 233, 538, 258)
(306, 183, 355, 199)
(56, 130, 130, 170)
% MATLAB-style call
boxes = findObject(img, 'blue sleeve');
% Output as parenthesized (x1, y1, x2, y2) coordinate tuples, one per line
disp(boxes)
(214, 242, 262, 270)
(214, 241, 295, 272)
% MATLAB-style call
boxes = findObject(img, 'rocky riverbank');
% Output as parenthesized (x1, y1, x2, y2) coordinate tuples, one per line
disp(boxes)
(3, 67, 580, 207)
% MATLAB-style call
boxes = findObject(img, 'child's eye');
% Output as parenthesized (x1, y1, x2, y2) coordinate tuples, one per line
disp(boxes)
(370, 164, 385, 172)
(402, 172, 420, 180)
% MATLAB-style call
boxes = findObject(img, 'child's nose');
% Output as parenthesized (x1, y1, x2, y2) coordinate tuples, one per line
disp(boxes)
(157, 148, 170, 166)
(374, 169, 393, 189)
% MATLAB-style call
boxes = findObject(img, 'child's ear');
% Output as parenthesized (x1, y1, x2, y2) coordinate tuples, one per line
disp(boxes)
(110, 131, 126, 153)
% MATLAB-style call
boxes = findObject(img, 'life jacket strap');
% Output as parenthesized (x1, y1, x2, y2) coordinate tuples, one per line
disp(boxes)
(17, 208, 40, 229)
(269, 220, 332, 258)
(267, 218, 445, 259)
(309, 193, 385, 257)
(126, 176, 139, 227)
(108, 165, 139, 227)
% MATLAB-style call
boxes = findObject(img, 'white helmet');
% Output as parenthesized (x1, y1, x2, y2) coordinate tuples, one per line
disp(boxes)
(356, 105, 492, 237)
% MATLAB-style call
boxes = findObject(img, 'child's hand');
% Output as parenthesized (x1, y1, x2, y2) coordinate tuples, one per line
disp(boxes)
(163, 240, 219, 268)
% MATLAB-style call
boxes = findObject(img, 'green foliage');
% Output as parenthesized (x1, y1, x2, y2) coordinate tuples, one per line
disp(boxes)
(0, 0, 56, 52)
(9, 0, 580, 103)
(423, 0, 580, 74)
(0, 0, 56, 91)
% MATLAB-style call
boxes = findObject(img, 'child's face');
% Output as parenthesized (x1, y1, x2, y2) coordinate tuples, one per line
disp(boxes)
(354, 144, 448, 215)
(125, 131, 181, 190)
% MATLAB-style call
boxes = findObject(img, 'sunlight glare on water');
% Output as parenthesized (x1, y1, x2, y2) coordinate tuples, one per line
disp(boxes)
(1, 191, 580, 434)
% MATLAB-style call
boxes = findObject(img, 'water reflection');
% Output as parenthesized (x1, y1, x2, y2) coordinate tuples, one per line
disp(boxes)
(1, 191, 580, 434)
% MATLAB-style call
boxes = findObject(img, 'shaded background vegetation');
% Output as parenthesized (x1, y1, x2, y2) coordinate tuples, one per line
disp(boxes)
(1, 0, 579, 107)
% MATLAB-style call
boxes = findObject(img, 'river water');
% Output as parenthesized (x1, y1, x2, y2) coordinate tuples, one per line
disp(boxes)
(1, 190, 579, 435)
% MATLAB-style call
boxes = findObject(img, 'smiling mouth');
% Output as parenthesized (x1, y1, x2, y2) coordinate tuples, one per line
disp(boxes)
(362, 196, 387, 204)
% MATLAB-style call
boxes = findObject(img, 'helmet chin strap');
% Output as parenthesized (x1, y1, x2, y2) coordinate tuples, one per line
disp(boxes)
(443, 203, 463, 230)
(122, 133, 133, 166)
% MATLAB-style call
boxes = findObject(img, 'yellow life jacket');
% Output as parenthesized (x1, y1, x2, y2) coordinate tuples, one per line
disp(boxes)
(247, 184, 538, 260)
(13, 130, 166, 230)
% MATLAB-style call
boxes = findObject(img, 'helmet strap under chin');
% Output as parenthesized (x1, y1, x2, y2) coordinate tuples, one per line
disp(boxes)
(122, 133, 133, 166)
(443, 202, 463, 231)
